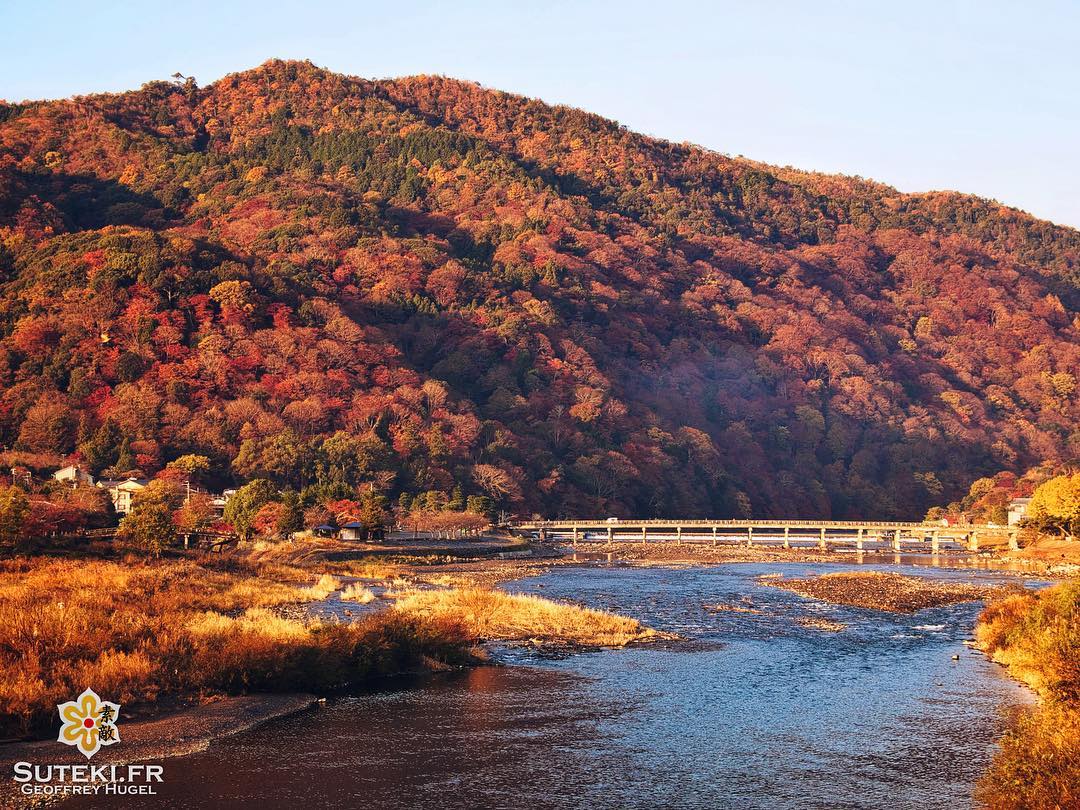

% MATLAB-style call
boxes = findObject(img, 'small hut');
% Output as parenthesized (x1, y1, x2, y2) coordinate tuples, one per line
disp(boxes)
(338, 521, 367, 541)
(338, 522, 384, 542)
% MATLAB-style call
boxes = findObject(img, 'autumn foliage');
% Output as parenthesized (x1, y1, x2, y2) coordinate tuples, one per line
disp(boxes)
(975, 582, 1080, 809)
(0, 60, 1078, 519)
(0, 555, 477, 738)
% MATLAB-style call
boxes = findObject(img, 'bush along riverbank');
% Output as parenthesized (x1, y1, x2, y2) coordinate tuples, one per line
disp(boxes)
(0, 554, 661, 741)
(0, 555, 481, 740)
(975, 580, 1080, 809)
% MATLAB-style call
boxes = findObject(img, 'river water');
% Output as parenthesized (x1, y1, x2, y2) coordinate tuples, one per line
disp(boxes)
(78, 561, 1034, 809)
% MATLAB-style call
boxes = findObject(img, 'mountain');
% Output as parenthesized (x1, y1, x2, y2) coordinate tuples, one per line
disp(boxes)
(0, 59, 1077, 520)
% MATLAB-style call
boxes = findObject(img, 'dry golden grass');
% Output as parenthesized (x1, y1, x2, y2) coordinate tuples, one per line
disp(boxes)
(326, 559, 401, 580)
(976, 703, 1080, 810)
(977, 582, 1080, 698)
(300, 573, 342, 600)
(393, 587, 663, 647)
(0, 557, 476, 738)
(975, 581, 1080, 809)
(340, 582, 376, 604)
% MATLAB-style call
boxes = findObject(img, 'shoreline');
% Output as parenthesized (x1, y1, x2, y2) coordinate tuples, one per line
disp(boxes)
(2, 545, 1063, 808)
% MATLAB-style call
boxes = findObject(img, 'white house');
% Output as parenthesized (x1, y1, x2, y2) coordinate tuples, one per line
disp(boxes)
(97, 478, 149, 514)
(1008, 497, 1033, 526)
(53, 465, 94, 487)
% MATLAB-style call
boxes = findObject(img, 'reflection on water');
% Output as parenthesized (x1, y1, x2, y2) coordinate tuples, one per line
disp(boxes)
(73, 563, 1034, 810)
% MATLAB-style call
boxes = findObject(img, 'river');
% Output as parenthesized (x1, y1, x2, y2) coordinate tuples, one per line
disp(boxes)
(75, 561, 1034, 809)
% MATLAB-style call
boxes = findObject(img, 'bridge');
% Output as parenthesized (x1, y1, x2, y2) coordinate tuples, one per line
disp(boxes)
(511, 518, 1018, 553)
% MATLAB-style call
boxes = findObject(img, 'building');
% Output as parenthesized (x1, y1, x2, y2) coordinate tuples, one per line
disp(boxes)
(338, 521, 367, 541)
(53, 465, 94, 487)
(210, 494, 229, 518)
(1008, 497, 1033, 526)
(338, 522, 384, 542)
(97, 478, 149, 515)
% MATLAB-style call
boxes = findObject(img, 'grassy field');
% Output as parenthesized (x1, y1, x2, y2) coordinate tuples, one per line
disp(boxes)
(0, 554, 660, 740)
(0, 555, 476, 738)
(975, 580, 1080, 809)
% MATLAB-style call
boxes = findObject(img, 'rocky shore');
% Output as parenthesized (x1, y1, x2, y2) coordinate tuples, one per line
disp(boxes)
(761, 571, 1011, 613)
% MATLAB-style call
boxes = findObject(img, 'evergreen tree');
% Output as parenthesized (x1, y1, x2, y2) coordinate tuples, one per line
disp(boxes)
(118, 480, 184, 555)
(359, 489, 388, 532)
(114, 438, 135, 475)
(0, 486, 30, 549)
(277, 490, 305, 538)
(466, 495, 493, 519)
(224, 479, 278, 541)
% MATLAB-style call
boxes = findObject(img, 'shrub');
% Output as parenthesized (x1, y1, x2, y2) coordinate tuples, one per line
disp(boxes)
(340, 582, 376, 603)
(975, 581, 1080, 807)
(0, 557, 474, 737)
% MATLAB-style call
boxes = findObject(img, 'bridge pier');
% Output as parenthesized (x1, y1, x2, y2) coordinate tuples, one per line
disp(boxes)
(931, 531, 940, 555)
(747, 527, 754, 548)
(607, 526, 613, 542)
(893, 529, 902, 552)
(676, 525, 683, 545)
(783, 526, 790, 549)
(539, 528, 547, 542)
(818, 527, 826, 551)
(1009, 531, 1019, 551)
(572, 526, 578, 547)
(641, 525, 648, 545)
(856, 527, 864, 551)
(712, 526, 718, 546)
(968, 531, 980, 552)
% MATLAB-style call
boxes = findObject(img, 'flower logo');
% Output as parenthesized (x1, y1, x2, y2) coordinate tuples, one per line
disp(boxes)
(57, 688, 121, 759)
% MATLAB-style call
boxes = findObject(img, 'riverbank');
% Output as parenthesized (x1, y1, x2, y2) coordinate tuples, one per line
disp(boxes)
(0, 555, 484, 741)
(974, 580, 1080, 809)
(1000, 535, 1080, 577)
(0, 551, 663, 754)
(2, 540, 1067, 808)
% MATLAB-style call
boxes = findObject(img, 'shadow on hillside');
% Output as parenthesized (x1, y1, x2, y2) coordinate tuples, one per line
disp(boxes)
(0, 169, 172, 232)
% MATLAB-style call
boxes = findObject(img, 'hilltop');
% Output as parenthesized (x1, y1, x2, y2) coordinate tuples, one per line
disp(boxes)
(0, 59, 1077, 519)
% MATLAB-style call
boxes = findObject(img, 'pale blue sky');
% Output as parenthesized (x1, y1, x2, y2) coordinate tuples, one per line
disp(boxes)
(3, 0, 1078, 228)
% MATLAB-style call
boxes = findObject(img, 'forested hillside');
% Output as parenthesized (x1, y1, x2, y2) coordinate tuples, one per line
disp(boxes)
(0, 59, 1077, 519)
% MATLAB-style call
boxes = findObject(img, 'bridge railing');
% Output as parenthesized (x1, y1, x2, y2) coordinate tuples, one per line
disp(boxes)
(511, 518, 1011, 532)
